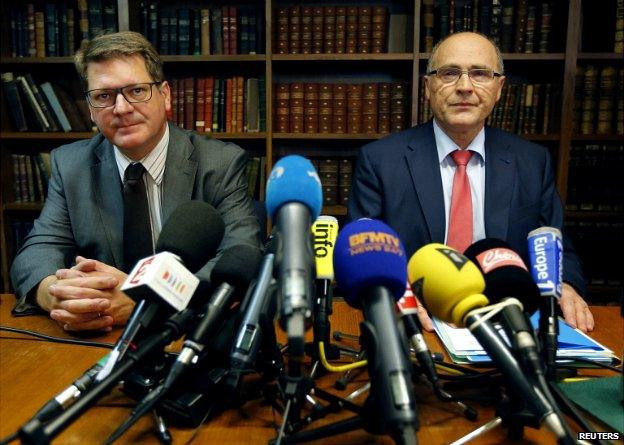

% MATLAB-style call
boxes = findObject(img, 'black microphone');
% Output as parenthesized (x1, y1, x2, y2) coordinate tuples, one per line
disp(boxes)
(408, 244, 573, 443)
(229, 234, 278, 377)
(103, 245, 263, 445)
(463, 238, 543, 374)
(165, 244, 263, 386)
(17, 201, 224, 436)
(334, 219, 418, 441)
(265, 156, 322, 363)
(96, 201, 225, 381)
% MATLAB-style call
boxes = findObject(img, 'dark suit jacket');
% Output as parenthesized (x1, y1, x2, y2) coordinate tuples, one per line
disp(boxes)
(348, 121, 586, 295)
(11, 123, 262, 314)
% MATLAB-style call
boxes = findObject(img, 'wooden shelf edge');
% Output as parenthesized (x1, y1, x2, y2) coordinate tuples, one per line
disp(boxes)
(273, 133, 387, 140)
(272, 53, 413, 61)
(571, 134, 624, 142)
(0, 132, 97, 140)
(565, 210, 624, 219)
(322, 205, 347, 216)
(577, 52, 624, 60)
(3, 203, 44, 211)
(161, 54, 266, 62)
(0, 56, 75, 64)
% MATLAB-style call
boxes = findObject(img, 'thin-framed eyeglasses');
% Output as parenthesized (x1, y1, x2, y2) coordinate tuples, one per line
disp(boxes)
(85, 81, 162, 108)
(427, 67, 503, 84)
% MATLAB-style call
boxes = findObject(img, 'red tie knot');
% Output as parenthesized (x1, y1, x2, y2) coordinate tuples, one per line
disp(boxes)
(451, 149, 473, 167)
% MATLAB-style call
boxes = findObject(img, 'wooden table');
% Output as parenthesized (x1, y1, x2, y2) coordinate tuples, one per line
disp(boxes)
(1, 294, 621, 444)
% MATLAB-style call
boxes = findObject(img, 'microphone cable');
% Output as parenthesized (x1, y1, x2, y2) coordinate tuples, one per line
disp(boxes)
(0, 326, 115, 349)
(318, 341, 368, 372)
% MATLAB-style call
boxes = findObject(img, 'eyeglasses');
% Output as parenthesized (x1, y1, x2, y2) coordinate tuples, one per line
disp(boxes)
(85, 82, 162, 108)
(427, 67, 503, 84)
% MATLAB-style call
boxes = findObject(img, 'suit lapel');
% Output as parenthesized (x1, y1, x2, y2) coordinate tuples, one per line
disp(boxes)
(92, 139, 124, 267)
(484, 127, 515, 240)
(405, 123, 446, 242)
(162, 124, 198, 222)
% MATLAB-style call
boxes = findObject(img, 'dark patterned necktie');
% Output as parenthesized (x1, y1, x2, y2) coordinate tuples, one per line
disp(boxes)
(123, 162, 153, 272)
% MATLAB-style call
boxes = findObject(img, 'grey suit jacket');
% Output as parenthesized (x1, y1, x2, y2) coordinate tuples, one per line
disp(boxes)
(348, 121, 586, 295)
(11, 123, 262, 314)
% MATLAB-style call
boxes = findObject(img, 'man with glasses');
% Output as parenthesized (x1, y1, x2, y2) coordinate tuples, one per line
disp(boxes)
(348, 32, 593, 332)
(10, 32, 262, 332)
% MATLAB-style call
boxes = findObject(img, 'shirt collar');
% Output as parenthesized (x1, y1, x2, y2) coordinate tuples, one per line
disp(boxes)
(432, 119, 485, 164)
(114, 124, 169, 185)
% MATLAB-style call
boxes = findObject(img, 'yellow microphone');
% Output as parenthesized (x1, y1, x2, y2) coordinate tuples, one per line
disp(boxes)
(407, 243, 489, 327)
(311, 215, 339, 280)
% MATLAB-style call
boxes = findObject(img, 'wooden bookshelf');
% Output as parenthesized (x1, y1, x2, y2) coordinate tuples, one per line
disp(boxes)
(0, 0, 622, 299)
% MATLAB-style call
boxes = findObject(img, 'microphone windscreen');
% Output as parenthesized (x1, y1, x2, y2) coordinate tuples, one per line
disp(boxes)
(527, 227, 563, 299)
(312, 215, 339, 280)
(211, 245, 263, 286)
(156, 201, 225, 273)
(407, 243, 487, 326)
(333, 218, 407, 308)
(464, 238, 540, 313)
(265, 155, 323, 220)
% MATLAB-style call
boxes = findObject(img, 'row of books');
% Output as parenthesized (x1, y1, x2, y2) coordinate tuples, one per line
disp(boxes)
(421, 0, 557, 53)
(488, 82, 562, 135)
(566, 144, 624, 214)
(274, 5, 398, 54)
(309, 158, 354, 207)
(1, 72, 94, 132)
(565, 220, 623, 288)
(9, 152, 51, 204)
(273, 82, 409, 134)
(4, 0, 117, 58)
(573, 65, 624, 136)
(168, 76, 266, 134)
(139, 4, 264, 56)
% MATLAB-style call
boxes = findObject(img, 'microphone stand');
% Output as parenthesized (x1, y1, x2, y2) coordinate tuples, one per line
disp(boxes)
(19, 309, 195, 445)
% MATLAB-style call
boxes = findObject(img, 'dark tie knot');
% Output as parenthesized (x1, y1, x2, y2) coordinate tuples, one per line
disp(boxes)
(451, 149, 473, 167)
(124, 162, 146, 186)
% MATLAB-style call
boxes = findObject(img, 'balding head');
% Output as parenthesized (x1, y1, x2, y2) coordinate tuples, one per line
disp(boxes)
(427, 32, 504, 75)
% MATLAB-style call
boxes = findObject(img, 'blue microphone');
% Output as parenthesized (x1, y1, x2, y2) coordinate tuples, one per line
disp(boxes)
(528, 227, 563, 380)
(334, 219, 417, 440)
(266, 155, 322, 361)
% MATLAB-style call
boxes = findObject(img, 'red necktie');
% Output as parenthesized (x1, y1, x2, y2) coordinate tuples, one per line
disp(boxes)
(447, 149, 473, 253)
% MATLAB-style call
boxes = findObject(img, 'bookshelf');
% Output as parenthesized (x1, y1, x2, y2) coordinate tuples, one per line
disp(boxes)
(1, 0, 623, 302)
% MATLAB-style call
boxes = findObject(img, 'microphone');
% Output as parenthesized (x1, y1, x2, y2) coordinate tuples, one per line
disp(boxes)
(527, 227, 563, 380)
(266, 155, 322, 363)
(96, 201, 225, 381)
(166, 244, 263, 386)
(18, 202, 224, 437)
(311, 216, 339, 358)
(229, 234, 278, 376)
(334, 218, 418, 440)
(104, 245, 263, 445)
(407, 244, 571, 441)
(463, 238, 542, 374)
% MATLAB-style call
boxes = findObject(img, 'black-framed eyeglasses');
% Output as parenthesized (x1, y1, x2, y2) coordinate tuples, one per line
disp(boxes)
(85, 82, 162, 108)
(427, 67, 503, 84)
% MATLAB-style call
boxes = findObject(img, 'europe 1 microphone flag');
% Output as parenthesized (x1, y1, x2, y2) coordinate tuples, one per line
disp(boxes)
(334, 218, 418, 442)
(528, 226, 563, 380)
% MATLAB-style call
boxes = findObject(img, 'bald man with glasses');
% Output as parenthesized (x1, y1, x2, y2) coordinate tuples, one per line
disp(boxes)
(348, 32, 593, 332)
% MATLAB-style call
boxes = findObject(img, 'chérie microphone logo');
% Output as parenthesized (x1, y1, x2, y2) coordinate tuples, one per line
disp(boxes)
(129, 255, 156, 284)
(161, 270, 187, 294)
(347, 231, 403, 256)
(477, 248, 527, 273)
